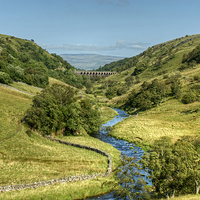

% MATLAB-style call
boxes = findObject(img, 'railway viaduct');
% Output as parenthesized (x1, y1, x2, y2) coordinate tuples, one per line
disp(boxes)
(74, 71, 116, 78)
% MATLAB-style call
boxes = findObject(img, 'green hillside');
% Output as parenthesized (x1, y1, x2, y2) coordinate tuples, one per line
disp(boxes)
(1, 33, 200, 199)
(0, 34, 92, 89)
(97, 34, 200, 74)
(0, 82, 120, 199)
(93, 34, 200, 146)
(91, 34, 200, 199)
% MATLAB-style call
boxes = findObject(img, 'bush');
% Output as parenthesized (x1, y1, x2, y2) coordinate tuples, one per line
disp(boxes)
(181, 91, 196, 104)
(0, 72, 13, 84)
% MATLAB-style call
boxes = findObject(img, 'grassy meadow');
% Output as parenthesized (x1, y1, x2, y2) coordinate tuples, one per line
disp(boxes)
(0, 84, 121, 199)
(109, 97, 200, 148)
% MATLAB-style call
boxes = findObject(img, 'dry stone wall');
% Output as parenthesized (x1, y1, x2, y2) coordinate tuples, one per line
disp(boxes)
(0, 135, 112, 193)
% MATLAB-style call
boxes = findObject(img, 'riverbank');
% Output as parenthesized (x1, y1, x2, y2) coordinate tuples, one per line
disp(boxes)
(108, 98, 200, 149)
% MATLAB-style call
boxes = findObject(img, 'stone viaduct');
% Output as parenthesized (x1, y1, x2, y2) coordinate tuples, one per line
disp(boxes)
(74, 71, 116, 78)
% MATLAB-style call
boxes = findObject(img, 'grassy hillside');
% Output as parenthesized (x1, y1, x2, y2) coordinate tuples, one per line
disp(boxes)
(90, 34, 200, 199)
(0, 34, 93, 89)
(92, 34, 200, 149)
(0, 84, 120, 199)
(97, 34, 200, 74)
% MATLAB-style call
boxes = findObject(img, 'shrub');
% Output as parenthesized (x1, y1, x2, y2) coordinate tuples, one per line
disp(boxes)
(181, 91, 196, 104)
(0, 72, 13, 84)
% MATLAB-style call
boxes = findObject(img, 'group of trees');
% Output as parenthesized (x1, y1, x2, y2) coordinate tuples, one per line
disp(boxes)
(125, 79, 168, 111)
(125, 73, 200, 112)
(25, 84, 102, 136)
(179, 43, 200, 71)
(115, 136, 200, 199)
(182, 43, 200, 65)
(0, 64, 49, 88)
(140, 137, 200, 199)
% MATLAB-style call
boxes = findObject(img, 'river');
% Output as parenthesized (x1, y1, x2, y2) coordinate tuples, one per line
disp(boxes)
(86, 108, 150, 200)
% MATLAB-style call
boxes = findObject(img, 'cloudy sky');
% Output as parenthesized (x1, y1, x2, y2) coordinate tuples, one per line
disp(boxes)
(1, 0, 200, 57)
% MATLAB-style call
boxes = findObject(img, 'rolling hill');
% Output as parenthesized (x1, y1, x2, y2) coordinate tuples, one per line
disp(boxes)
(93, 34, 200, 148)
(0, 34, 93, 89)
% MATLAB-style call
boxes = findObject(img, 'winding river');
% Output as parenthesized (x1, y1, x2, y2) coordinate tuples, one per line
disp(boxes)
(87, 108, 150, 200)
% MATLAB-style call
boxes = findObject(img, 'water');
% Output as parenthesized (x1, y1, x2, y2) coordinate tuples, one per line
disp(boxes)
(86, 108, 150, 200)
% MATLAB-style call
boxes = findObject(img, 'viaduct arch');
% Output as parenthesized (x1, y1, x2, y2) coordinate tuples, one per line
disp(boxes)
(74, 71, 116, 78)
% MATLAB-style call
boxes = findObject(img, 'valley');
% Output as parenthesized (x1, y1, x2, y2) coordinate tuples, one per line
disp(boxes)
(0, 33, 200, 199)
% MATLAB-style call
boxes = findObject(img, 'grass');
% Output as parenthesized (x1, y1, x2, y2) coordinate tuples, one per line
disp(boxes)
(0, 84, 121, 199)
(49, 77, 69, 86)
(0, 176, 117, 200)
(109, 98, 200, 148)
(10, 82, 42, 95)
(99, 106, 118, 123)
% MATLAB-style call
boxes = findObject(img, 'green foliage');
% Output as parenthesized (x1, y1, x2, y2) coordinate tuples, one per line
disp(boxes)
(140, 137, 200, 198)
(168, 73, 182, 98)
(0, 71, 13, 84)
(182, 43, 200, 65)
(114, 155, 151, 200)
(0, 35, 92, 89)
(105, 86, 118, 99)
(125, 75, 134, 88)
(125, 79, 168, 111)
(132, 62, 148, 76)
(2, 64, 24, 81)
(181, 90, 197, 104)
(25, 84, 102, 136)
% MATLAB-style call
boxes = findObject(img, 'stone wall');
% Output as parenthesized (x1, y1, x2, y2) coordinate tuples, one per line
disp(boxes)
(0, 135, 112, 193)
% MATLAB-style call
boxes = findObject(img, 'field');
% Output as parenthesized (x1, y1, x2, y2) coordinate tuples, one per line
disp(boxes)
(0, 84, 121, 199)
(109, 97, 200, 148)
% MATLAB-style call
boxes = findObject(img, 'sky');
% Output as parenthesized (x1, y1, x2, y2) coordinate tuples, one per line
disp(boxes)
(1, 0, 200, 58)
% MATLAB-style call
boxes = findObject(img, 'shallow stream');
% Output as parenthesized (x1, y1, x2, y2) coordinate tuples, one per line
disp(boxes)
(86, 108, 149, 200)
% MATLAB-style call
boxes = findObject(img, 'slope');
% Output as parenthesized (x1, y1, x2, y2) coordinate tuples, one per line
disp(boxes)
(92, 34, 200, 148)
(0, 34, 92, 89)
(0, 83, 120, 199)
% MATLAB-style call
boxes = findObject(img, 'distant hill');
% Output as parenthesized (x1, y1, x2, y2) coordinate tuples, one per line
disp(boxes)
(60, 54, 125, 70)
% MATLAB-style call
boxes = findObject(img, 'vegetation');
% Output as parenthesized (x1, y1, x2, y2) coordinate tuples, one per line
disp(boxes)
(0, 84, 121, 199)
(25, 83, 102, 136)
(94, 34, 200, 199)
(140, 137, 200, 199)
(2, 33, 200, 199)
(0, 34, 92, 89)
(114, 155, 151, 200)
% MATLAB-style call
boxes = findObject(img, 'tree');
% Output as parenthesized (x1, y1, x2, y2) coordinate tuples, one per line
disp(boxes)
(125, 76, 134, 88)
(25, 84, 102, 136)
(114, 155, 151, 200)
(140, 137, 200, 199)
(0, 71, 13, 84)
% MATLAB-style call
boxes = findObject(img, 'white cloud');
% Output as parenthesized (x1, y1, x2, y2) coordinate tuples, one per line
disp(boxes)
(40, 40, 147, 53)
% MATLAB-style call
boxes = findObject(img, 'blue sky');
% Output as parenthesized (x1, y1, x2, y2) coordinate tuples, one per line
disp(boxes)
(1, 0, 200, 57)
